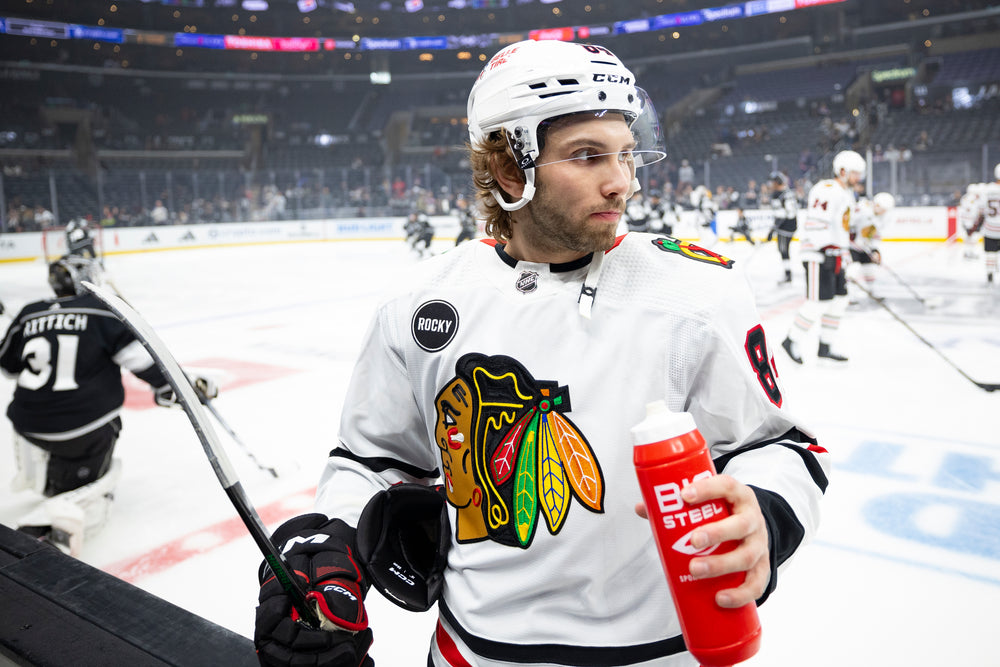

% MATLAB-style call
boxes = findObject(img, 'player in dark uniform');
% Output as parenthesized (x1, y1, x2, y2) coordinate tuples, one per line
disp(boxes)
(64, 217, 99, 260)
(729, 207, 756, 245)
(0, 257, 216, 555)
(405, 211, 435, 257)
(767, 171, 799, 285)
(454, 196, 478, 246)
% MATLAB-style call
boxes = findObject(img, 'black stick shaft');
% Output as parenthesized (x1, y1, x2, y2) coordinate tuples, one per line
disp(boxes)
(849, 278, 998, 392)
(80, 281, 321, 626)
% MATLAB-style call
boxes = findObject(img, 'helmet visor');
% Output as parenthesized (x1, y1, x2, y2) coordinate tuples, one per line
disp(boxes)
(532, 87, 666, 170)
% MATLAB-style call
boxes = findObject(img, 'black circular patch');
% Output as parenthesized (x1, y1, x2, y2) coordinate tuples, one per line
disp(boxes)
(411, 300, 459, 352)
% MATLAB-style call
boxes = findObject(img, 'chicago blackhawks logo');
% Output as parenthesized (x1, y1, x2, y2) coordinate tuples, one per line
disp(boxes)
(434, 353, 604, 548)
(652, 236, 734, 269)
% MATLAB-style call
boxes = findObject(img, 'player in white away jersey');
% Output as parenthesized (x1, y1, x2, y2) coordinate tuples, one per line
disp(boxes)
(849, 191, 895, 298)
(253, 40, 830, 667)
(968, 164, 1000, 283)
(781, 150, 864, 364)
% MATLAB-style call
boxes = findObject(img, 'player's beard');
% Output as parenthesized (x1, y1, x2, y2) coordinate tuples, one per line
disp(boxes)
(525, 180, 624, 257)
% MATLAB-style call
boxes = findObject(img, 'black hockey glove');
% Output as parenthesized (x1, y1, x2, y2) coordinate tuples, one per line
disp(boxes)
(357, 483, 450, 613)
(255, 514, 373, 667)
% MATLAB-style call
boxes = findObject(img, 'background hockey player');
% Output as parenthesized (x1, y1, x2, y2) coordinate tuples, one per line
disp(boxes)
(766, 171, 800, 285)
(849, 192, 894, 298)
(404, 210, 435, 257)
(64, 216, 99, 260)
(690, 184, 718, 247)
(972, 164, 1000, 283)
(623, 191, 652, 232)
(453, 194, 478, 246)
(253, 39, 828, 667)
(729, 207, 756, 245)
(956, 182, 985, 259)
(781, 150, 865, 364)
(0, 258, 217, 555)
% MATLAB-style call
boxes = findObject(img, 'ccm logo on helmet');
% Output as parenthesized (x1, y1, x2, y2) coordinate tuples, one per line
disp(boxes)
(592, 73, 631, 84)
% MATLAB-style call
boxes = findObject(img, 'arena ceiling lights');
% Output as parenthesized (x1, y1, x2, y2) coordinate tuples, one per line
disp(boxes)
(0, 1, 848, 54)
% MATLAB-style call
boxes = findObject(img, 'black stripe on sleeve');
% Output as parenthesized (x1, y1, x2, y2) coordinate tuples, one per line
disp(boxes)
(713, 427, 829, 494)
(329, 445, 439, 481)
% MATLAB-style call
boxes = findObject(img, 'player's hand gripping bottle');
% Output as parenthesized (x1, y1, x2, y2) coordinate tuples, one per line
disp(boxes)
(632, 400, 761, 666)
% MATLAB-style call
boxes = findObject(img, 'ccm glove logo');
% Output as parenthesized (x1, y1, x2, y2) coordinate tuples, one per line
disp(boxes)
(322, 584, 359, 603)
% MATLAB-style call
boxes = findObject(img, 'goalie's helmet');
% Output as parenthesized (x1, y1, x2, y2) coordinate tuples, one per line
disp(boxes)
(994, 162, 1000, 181)
(48, 257, 98, 297)
(770, 171, 789, 188)
(467, 39, 665, 211)
(872, 192, 895, 215)
(832, 150, 866, 181)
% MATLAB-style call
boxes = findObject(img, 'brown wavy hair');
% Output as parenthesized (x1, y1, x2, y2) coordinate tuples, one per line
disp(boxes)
(467, 129, 523, 244)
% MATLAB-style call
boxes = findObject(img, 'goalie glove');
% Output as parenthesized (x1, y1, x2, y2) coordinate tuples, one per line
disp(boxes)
(153, 372, 219, 407)
(255, 514, 373, 667)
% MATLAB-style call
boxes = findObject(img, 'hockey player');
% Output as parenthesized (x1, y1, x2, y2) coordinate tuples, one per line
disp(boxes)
(624, 191, 651, 232)
(64, 216, 99, 260)
(766, 171, 800, 284)
(690, 184, 718, 247)
(729, 207, 756, 245)
(974, 164, 1000, 283)
(849, 192, 894, 297)
(253, 39, 828, 667)
(644, 192, 669, 236)
(405, 210, 435, 257)
(781, 150, 865, 364)
(0, 258, 218, 555)
(454, 195, 478, 246)
(957, 182, 985, 259)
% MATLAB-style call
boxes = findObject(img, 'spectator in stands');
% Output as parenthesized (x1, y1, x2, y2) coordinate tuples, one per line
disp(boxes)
(741, 179, 759, 209)
(915, 131, 933, 151)
(150, 199, 170, 225)
(100, 206, 117, 227)
(34, 205, 55, 230)
(677, 158, 695, 191)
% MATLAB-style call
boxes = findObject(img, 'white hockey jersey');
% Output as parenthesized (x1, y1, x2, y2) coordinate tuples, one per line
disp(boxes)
(958, 184, 986, 234)
(316, 234, 829, 666)
(974, 181, 1000, 239)
(851, 198, 884, 253)
(799, 178, 856, 261)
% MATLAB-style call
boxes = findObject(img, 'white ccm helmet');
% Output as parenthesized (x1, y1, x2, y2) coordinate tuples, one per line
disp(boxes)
(832, 150, 866, 181)
(467, 39, 666, 211)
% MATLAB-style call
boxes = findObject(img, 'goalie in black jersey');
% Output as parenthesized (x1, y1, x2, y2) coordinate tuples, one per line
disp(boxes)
(0, 258, 218, 556)
(64, 216, 99, 261)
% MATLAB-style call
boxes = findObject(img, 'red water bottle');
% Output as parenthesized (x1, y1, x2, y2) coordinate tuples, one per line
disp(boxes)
(632, 400, 761, 667)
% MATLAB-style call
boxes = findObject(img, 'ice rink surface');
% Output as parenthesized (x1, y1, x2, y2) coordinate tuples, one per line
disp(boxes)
(2, 232, 998, 665)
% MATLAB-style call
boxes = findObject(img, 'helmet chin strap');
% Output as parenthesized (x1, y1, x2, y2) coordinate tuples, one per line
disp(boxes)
(491, 169, 536, 212)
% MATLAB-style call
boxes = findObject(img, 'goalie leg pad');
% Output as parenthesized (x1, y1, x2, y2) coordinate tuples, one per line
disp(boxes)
(356, 483, 450, 613)
(11, 433, 50, 494)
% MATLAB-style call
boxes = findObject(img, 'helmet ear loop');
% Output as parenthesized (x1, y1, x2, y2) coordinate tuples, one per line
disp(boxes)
(491, 129, 537, 212)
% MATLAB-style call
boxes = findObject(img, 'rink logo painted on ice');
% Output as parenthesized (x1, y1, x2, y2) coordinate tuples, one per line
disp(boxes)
(412, 300, 459, 352)
(838, 438, 1000, 575)
(433, 353, 605, 549)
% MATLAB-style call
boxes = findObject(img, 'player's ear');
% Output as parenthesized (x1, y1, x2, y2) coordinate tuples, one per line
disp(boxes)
(491, 152, 525, 200)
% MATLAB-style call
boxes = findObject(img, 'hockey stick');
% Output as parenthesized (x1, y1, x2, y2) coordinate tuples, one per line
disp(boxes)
(80, 280, 322, 627)
(877, 261, 941, 308)
(199, 397, 280, 478)
(849, 277, 1000, 392)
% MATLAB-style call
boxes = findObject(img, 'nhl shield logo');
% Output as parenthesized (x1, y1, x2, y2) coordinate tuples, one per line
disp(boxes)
(515, 270, 539, 294)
